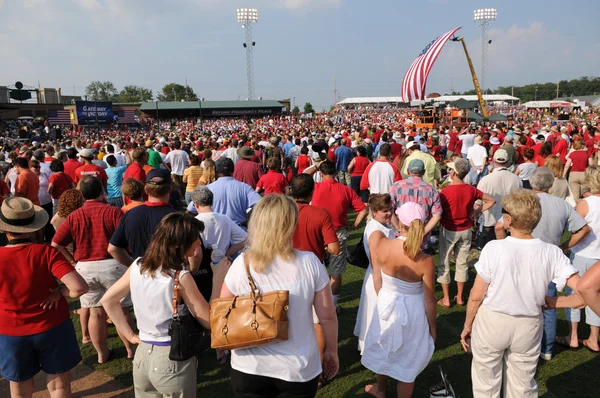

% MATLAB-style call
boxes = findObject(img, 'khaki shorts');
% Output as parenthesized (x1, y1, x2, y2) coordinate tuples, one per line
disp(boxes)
(76, 259, 132, 308)
(326, 228, 349, 275)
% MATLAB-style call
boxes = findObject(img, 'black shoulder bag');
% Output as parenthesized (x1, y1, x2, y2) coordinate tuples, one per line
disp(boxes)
(347, 234, 370, 269)
(168, 270, 211, 361)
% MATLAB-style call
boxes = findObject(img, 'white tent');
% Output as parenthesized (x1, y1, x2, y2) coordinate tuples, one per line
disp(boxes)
(524, 101, 573, 109)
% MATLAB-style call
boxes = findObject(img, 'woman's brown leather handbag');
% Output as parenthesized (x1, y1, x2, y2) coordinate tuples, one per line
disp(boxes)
(210, 257, 289, 350)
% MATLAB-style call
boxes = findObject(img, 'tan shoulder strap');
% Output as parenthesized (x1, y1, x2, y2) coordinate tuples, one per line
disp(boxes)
(243, 255, 260, 299)
(172, 270, 181, 318)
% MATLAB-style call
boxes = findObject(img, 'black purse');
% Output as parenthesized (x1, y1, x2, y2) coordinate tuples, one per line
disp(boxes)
(347, 234, 370, 269)
(168, 270, 211, 361)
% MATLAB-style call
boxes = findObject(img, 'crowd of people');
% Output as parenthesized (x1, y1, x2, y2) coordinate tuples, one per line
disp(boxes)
(1, 105, 600, 398)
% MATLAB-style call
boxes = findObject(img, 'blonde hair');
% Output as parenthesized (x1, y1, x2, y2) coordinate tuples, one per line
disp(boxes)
(501, 189, 541, 233)
(585, 164, 600, 194)
(403, 219, 424, 260)
(544, 155, 563, 179)
(246, 194, 298, 272)
(201, 159, 217, 184)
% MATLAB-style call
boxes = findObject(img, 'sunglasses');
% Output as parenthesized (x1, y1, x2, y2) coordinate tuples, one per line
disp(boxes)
(501, 208, 513, 219)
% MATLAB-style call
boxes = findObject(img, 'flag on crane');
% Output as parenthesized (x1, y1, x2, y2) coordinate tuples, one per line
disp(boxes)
(401, 26, 461, 103)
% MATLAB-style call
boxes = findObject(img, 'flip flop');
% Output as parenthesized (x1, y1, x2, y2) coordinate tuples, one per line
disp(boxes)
(554, 336, 579, 350)
(582, 339, 600, 354)
(437, 298, 451, 308)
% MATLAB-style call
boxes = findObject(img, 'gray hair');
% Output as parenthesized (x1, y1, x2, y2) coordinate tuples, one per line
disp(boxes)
(529, 167, 555, 192)
(452, 158, 471, 180)
(190, 185, 213, 207)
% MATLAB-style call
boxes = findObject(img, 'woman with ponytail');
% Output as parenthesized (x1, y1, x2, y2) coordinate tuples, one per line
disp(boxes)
(360, 202, 436, 398)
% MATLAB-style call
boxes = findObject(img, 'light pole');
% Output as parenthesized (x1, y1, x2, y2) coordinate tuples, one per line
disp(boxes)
(198, 97, 205, 131)
(155, 100, 160, 132)
(237, 8, 258, 100)
(535, 87, 538, 101)
(473, 8, 497, 97)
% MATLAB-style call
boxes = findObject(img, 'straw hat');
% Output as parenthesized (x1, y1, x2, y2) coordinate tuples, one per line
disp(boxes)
(0, 197, 49, 234)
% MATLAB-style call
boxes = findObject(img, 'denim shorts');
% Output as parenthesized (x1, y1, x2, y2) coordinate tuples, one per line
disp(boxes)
(0, 318, 81, 382)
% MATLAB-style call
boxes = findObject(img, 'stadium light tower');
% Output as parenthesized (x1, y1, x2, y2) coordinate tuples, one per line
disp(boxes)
(473, 8, 497, 95)
(237, 8, 258, 100)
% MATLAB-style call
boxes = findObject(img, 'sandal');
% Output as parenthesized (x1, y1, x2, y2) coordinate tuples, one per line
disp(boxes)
(437, 298, 451, 308)
(582, 339, 600, 354)
(554, 336, 579, 350)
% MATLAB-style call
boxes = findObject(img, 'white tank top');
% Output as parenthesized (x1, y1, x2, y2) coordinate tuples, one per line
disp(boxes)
(572, 196, 600, 259)
(129, 258, 189, 343)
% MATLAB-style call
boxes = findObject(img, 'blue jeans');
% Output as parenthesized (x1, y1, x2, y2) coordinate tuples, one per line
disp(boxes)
(541, 282, 557, 355)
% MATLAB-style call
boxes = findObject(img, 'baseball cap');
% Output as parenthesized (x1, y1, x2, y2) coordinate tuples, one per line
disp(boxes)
(493, 149, 509, 164)
(79, 148, 95, 158)
(215, 157, 234, 174)
(406, 141, 419, 150)
(146, 169, 171, 185)
(145, 140, 154, 147)
(407, 159, 425, 174)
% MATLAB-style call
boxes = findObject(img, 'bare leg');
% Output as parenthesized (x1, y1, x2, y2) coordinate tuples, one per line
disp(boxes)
(440, 283, 451, 307)
(365, 374, 389, 398)
(569, 321, 580, 346)
(456, 282, 466, 305)
(77, 308, 91, 344)
(46, 372, 72, 398)
(9, 378, 34, 398)
(396, 381, 415, 398)
(114, 307, 136, 359)
(88, 307, 111, 363)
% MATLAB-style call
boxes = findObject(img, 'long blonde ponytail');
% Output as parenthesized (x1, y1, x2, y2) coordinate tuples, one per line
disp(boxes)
(403, 219, 424, 260)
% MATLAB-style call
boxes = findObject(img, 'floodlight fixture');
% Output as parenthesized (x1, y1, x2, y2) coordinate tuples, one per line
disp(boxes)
(236, 8, 259, 100)
(473, 8, 497, 96)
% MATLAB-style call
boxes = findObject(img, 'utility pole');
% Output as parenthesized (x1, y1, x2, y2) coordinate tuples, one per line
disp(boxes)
(511, 86, 514, 97)
(185, 77, 189, 101)
(333, 77, 337, 106)
(557, 80, 560, 98)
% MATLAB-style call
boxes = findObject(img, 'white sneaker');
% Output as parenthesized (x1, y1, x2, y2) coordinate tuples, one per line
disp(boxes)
(540, 352, 552, 361)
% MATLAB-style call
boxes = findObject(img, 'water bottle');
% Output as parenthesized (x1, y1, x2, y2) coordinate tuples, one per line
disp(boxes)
(211, 244, 224, 265)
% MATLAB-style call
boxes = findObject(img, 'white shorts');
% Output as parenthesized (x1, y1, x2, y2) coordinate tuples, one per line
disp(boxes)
(76, 258, 132, 308)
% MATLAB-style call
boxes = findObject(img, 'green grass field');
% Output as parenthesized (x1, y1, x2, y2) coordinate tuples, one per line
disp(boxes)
(71, 224, 600, 397)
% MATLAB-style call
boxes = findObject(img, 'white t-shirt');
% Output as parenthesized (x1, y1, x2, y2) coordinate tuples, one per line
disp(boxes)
(459, 133, 476, 155)
(222, 147, 240, 164)
(129, 259, 190, 343)
(224, 251, 330, 382)
(165, 149, 190, 176)
(195, 212, 247, 258)
(466, 144, 488, 169)
(475, 237, 578, 316)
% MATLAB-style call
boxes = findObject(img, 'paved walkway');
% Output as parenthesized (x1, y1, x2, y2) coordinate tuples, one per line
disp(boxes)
(0, 363, 133, 398)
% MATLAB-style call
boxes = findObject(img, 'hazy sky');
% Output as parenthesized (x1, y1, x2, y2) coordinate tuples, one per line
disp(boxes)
(1, 0, 599, 110)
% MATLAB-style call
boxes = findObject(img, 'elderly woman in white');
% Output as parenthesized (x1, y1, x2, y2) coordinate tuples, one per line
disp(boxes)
(461, 189, 581, 398)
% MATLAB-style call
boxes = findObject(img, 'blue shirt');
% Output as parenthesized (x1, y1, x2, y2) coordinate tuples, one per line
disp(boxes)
(283, 142, 295, 156)
(334, 145, 353, 172)
(186, 177, 261, 226)
(105, 165, 128, 199)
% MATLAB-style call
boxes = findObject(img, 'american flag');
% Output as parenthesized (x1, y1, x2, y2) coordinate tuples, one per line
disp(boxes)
(401, 26, 461, 102)
(47, 109, 72, 125)
(115, 110, 138, 124)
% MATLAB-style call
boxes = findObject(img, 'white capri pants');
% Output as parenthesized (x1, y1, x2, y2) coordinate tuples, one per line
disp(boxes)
(471, 305, 543, 398)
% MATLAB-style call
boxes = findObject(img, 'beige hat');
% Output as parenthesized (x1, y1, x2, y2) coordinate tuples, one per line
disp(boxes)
(0, 197, 49, 234)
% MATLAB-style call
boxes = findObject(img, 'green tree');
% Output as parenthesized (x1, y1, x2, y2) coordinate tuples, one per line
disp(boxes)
(85, 81, 119, 101)
(157, 83, 198, 101)
(303, 102, 315, 114)
(292, 105, 300, 114)
(118, 85, 153, 103)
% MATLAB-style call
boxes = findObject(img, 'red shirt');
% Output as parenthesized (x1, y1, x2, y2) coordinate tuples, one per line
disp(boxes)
(48, 172, 74, 200)
(256, 170, 288, 194)
(293, 203, 338, 261)
(553, 139, 568, 164)
(0, 244, 73, 336)
(74, 164, 108, 185)
(351, 156, 370, 177)
(312, 178, 366, 231)
(296, 155, 311, 174)
(15, 169, 40, 205)
(43, 156, 55, 164)
(233, 159, 264, 190)
(447, 132, 459, 153)
(532, 143, 543, 157)
(123, 162, 147, 183)
(440, 184, 484, 231)
(63, 159, 83, 180)
(52, 201, 122, 262)
(327, 147, 337, 163)
(568, 150, 589, 172)
(390, 142, 402, 159)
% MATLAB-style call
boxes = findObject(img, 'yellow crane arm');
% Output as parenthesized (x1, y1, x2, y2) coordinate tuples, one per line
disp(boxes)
(453, 37, 489, 118)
